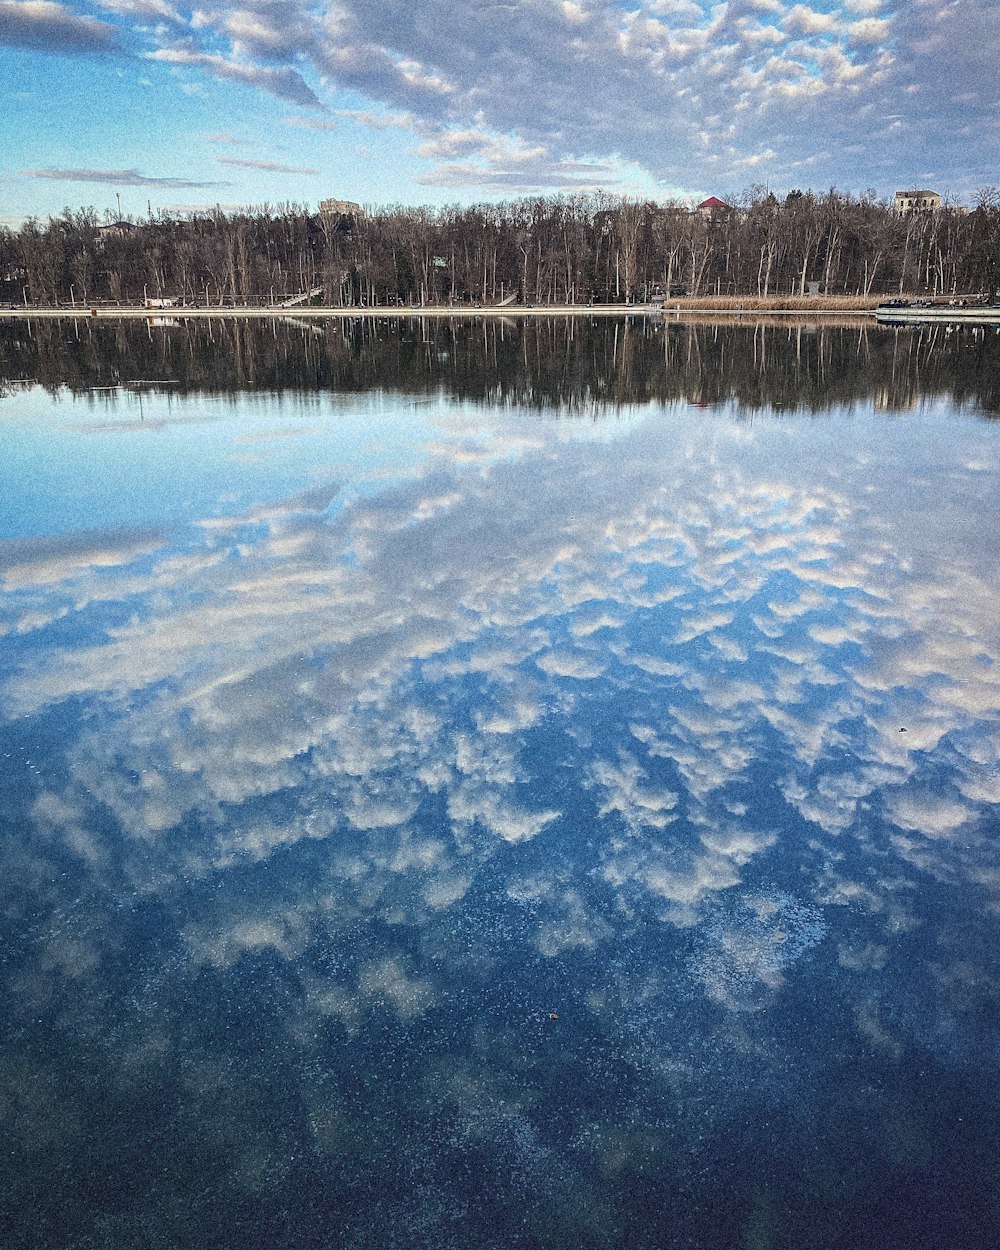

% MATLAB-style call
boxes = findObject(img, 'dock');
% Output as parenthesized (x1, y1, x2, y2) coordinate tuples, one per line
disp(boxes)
(875, 303, 1000, 326)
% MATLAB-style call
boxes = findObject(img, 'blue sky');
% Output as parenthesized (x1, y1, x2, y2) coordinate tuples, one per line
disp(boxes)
(1, 0, 996, 224)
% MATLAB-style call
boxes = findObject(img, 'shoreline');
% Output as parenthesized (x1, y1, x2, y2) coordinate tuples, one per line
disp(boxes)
(1, 303, 878, 321)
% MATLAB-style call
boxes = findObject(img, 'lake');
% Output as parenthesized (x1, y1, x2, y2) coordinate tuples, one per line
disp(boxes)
(2, 315, 1000, 1250)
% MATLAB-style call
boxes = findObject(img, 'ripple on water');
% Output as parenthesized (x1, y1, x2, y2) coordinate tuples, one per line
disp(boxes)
(691, 890, 827, 1012)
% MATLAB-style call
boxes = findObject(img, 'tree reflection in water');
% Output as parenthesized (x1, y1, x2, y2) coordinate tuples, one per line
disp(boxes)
(2, 315, 1000, 417)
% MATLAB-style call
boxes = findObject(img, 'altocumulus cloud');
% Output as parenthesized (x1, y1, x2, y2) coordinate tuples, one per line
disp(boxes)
(12, 0, 1000, 199)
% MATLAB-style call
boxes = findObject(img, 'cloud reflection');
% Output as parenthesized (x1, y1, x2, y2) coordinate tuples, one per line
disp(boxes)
(4, 374, 1000, 1246)
(6, 410, 1000, 910)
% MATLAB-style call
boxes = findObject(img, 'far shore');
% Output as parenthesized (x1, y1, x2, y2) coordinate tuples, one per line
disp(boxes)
(1, 297, 883, 322)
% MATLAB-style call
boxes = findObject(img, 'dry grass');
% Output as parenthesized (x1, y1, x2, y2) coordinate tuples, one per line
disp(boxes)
(663, 294, 888, 311)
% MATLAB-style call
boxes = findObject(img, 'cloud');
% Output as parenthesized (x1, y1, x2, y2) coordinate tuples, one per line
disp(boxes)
(411, 127, 619, 189)
(416, 159, 616, 191)
(691, 890, 827, 1011)
(536, 889, 612, 957)
(9, 0, 998, 196)
(734, 147, 777, 168)
(22, 166, 224, 187)
(94, 0, 181, 19)
(7, 391, 1000, 929)
(673, 607, 735, 644)
(147, 47, 323, 106)
(0, 526, 166, 590)
(590, 751, 679, 833)
(886, 789, 974, 839)
(215, 157, 318, 174)
(335, 108, 413, 129)
(358, 956, 434, 1018)
(847, 15, 892, 44)
(448, 783, 561, 842)
(11, 0, 1000, 198)
(535, 649, 605, 679)
(0, 0, 117, 54)
(285, 115, 338, 131)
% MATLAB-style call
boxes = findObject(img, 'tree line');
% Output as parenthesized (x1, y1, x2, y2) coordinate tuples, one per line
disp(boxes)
(3, 187, 1000, 308)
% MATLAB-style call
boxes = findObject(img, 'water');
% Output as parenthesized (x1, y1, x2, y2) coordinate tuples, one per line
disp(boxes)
(2, 315, 1000, 1249)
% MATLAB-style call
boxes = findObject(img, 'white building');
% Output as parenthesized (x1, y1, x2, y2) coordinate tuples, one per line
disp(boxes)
(894, 189, 942, 214)
(319, 199, 362, 215)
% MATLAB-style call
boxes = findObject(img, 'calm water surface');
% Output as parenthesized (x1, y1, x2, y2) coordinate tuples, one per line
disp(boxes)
(2, 317, 1000, 1249)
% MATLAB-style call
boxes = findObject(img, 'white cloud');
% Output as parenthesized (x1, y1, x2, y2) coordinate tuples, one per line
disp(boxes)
(590, 751, 679, 832)
(886, 789, 974, 839)
(448, 783, 561, 843)
(847, 15, 891, 43)
(215, 156, 318, 174)
(535, 649, 605, 679)
(783, 5, 841, 37)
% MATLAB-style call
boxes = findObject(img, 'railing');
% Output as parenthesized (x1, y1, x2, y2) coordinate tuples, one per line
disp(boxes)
(277, 286, 324, 308)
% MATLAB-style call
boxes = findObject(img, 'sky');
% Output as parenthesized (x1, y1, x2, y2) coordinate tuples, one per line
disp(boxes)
(0, 0, 996, 224)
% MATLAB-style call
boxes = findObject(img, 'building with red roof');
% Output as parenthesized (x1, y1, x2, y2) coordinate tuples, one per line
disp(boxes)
(696, 196, 731, 218)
